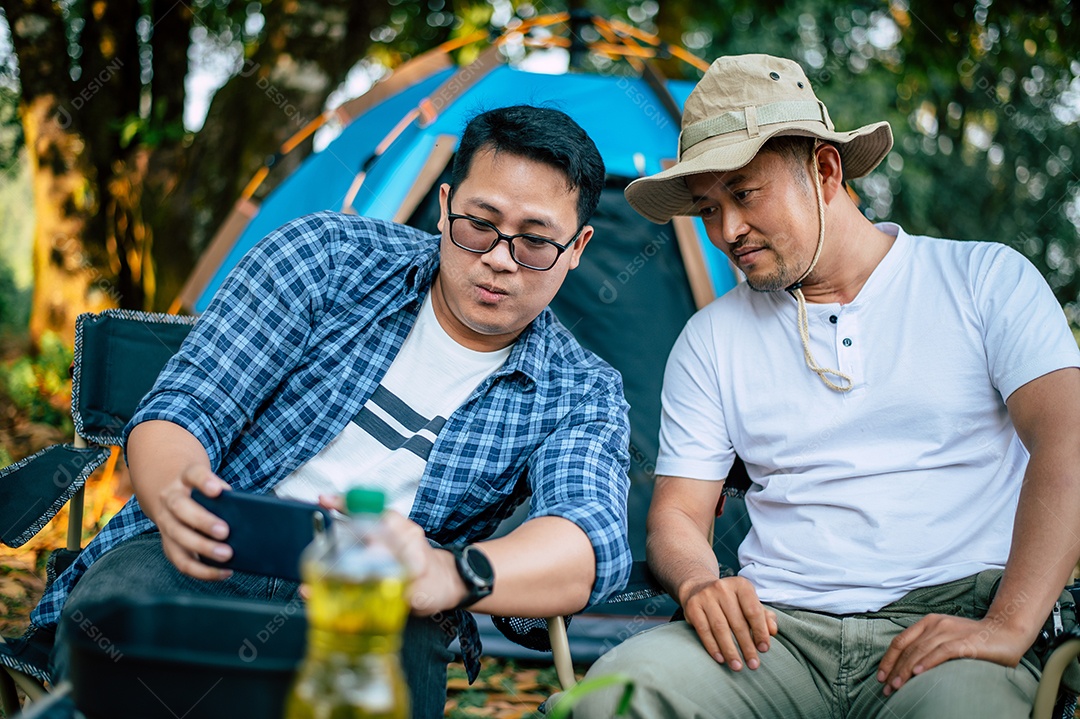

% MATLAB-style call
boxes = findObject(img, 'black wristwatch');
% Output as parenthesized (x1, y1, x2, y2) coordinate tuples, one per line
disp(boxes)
(444, 544, 495, 610)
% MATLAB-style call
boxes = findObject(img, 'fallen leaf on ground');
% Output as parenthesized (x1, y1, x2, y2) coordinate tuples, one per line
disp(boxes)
(0, 580, 28, 600)
(482, 692, 548, 703)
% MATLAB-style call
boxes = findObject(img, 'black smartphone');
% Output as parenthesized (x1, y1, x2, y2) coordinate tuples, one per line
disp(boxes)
(191, 489, 333, 582)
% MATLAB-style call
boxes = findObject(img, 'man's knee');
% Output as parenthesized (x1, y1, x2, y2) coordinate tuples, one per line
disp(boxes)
(878, 659, 1038, 719)
(571, 623, 719, 718)
(572, 618, 838, 719)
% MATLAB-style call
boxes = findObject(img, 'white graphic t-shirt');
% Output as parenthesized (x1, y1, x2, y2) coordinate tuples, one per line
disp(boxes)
(274, 293, 512, 515)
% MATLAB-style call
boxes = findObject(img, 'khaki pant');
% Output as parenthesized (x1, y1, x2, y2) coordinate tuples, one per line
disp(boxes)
(573, 570, 1061, 719)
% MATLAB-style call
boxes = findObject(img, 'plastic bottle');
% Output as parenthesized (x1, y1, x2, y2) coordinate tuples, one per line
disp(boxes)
(284, 487, 411, 719)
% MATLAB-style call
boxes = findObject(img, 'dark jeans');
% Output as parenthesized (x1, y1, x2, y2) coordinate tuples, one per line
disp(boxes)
(52, 532, 455, 718)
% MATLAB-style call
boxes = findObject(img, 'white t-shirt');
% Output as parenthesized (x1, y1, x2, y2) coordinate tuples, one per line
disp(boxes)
(657, 223, 1080, 613)
(274, 293, 512, 514)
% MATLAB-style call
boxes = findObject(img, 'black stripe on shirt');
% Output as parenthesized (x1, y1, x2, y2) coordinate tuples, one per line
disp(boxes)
(356, 386, 447, 435)
(352, 406, 438, 460)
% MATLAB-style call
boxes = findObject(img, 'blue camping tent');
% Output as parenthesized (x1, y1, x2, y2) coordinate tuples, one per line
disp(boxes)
(180, 45, 736, 314)
(176, 21, 748, 661)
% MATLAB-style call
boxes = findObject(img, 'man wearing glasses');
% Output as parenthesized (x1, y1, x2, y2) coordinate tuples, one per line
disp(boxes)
(37, 105, 631, 718)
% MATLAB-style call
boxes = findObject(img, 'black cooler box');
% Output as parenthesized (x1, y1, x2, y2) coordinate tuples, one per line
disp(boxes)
(66, 595, 306, 719)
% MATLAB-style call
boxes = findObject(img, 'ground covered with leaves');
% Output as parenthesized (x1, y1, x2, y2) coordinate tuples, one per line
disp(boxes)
(446, 659, 575, 719)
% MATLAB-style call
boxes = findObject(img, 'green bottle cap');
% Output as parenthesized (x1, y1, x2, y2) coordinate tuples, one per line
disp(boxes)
(345, 487, 385, 515)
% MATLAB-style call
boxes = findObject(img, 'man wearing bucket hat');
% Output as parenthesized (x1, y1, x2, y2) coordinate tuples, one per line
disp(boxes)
(573, 54, 1080, 717)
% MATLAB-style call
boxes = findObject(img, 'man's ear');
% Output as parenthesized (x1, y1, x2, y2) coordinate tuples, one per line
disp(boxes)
(814, 143, 845, 204)
(567, 225, 594, 271)
(437, 183, 451, 234)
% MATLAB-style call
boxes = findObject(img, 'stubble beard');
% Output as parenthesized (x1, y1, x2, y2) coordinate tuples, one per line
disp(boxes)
(744, 250, 796, 293)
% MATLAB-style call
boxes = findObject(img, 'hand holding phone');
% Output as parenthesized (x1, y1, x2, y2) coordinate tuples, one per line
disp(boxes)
(190, 489, 333, 582)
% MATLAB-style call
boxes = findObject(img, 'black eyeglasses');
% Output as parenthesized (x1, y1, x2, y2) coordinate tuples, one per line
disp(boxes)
(446, 195, 583, 271)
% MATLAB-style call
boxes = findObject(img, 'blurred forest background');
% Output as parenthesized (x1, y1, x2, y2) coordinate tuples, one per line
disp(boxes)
(0, 0, 1077, 715)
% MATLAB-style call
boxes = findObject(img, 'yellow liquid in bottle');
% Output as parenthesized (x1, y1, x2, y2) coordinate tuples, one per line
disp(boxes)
(285, 568, 411, 718)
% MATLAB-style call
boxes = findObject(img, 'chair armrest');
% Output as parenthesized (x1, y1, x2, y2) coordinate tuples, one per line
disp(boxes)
(0, 444, 110, 547)
(604, 561, 667, 605)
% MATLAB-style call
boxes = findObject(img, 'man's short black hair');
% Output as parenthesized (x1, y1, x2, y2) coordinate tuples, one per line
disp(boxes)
(452, 105, 605, 228)
(760, 135, 846, 188)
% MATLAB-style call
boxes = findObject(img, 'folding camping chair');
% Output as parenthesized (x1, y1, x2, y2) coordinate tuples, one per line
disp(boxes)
(0, 309, 198, 714)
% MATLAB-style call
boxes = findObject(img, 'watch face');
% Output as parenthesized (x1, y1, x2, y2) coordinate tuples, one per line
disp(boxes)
(463, 546, 494, 586)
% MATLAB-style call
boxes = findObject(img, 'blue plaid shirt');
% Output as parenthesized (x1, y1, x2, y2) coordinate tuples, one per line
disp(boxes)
(30, 212, 632, 679)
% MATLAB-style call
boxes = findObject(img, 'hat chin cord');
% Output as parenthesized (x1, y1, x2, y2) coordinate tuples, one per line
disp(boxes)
(784, 146, 854, 393)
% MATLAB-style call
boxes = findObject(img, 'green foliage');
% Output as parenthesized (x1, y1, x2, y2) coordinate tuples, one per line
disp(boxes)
(0, 148, 33, 337)
(411, 1, 1079, 329)
(2, 0, 1075, 331)
(449, 690, 489, 710)
(115, 112, 187, 149)
(1, 332, 73, 433)
(0, 85, 21, 172)
(0, 260, 29, 336)
(366, 0, 459, 66)
(444, 657, 567, 718)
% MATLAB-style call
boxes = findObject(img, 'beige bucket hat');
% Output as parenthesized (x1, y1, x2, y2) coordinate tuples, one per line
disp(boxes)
(625, 54, 893, 224)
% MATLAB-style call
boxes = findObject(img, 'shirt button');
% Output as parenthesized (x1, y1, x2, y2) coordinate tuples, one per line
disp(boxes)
(843, 338, 852, 347)
(829, 315, 838, 324)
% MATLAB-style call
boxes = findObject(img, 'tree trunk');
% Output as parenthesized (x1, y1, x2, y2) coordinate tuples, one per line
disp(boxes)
(2, 0, 109, 345)
(6, 0, 439, 327)
(139, 0, 195, 310)
(22, 95, 112, 343)
(80, 0, 151, 312)
(147, 0, 394, 312)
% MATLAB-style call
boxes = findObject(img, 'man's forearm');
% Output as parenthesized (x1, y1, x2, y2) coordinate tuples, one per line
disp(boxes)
(127, 419, 213, 525)
(991, 368, 1080, 641)
(646, 507, 721, 606)
(465, 516, 596, 617)
(987, 446, 1080, 641)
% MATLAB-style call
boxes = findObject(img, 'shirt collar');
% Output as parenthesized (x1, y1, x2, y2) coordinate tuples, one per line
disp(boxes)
(498, 309, 549, 385)
(406, 241, 440, 297)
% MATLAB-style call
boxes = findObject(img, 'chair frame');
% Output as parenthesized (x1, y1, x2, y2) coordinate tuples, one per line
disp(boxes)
(1034, 630, 1080, 719)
